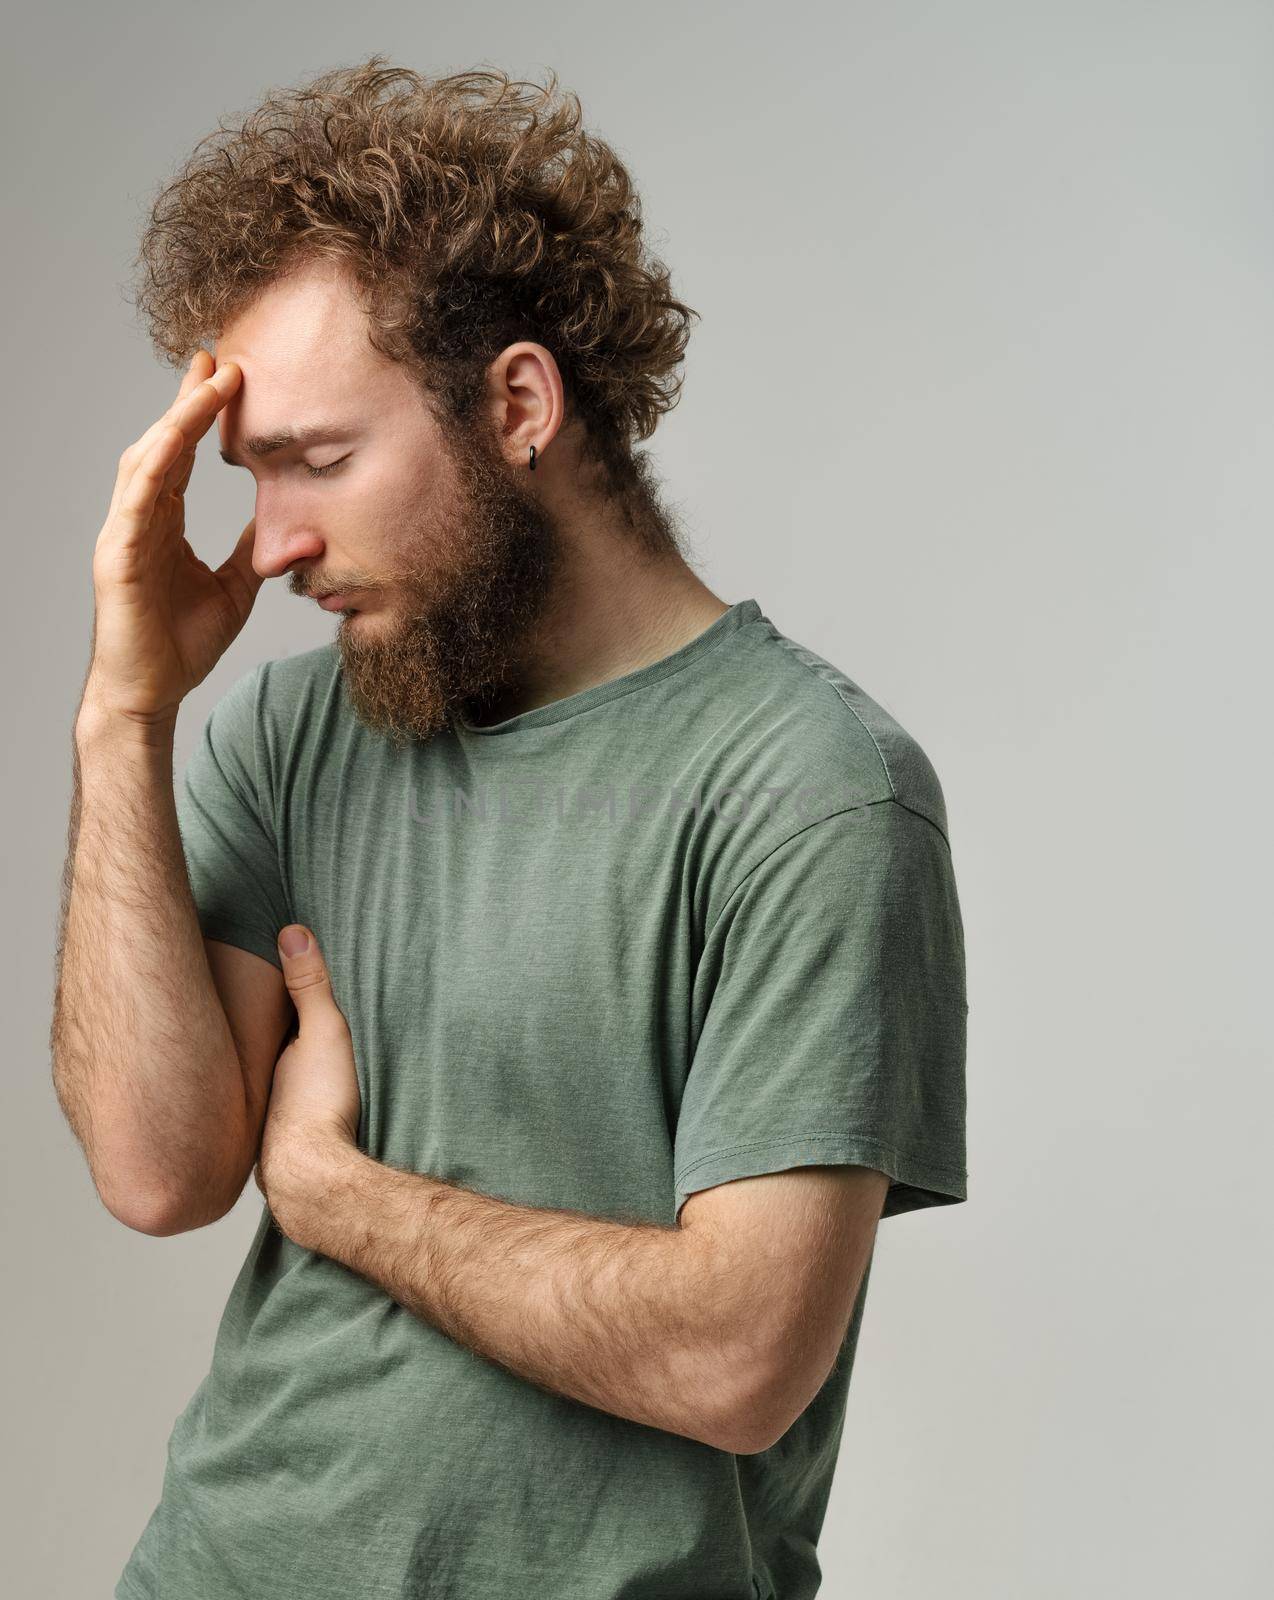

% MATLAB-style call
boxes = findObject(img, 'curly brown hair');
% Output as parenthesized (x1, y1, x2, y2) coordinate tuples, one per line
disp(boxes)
(129, 56, 701, 552)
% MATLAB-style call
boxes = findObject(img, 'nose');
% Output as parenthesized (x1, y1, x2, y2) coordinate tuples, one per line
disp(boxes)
(250, 503, 326, 581)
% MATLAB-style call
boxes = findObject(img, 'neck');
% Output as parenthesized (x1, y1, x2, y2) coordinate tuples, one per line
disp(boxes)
(469, 528, 730, 728)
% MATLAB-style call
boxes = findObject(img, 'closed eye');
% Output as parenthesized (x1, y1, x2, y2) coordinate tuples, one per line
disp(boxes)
(305, 455, 350, 479)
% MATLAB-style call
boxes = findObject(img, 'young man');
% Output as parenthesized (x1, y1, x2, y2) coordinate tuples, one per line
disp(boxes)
(52, 60, 968, 1600)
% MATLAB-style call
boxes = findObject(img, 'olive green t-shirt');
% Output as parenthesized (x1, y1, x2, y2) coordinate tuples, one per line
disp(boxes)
(116, 597, 968, 1600)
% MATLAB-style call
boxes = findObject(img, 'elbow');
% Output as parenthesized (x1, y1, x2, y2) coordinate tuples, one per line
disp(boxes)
(703, 1365, 791, 1458)
(102, 1186, 191, 1237)
(707, 1344, 830, 1456)
(715, 1404, 789, 1458)
(99, 1174, 240, 1237)
(708, 1406, 784, 1458)
(94, 1133, 253, 1236)
(103, 1187, 192, 1236)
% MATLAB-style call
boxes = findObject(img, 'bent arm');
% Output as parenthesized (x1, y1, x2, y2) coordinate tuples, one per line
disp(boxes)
(50, 702, 291, 1235)
(275, 1141, 767, 1454)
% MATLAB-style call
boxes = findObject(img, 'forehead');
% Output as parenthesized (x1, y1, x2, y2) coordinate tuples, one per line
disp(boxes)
(215, 259, 373, 372)
(213, 260, 421, 447)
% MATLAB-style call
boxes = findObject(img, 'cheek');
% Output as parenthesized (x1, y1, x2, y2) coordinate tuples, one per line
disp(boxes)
(369, 471, 445, 562)
(300, 473, 390, 555)
(378, 457, 437, 518)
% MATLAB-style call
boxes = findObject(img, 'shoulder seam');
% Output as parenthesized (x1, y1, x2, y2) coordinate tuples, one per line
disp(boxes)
(753, 624, 898, 800)
(703, 796, 949, 944)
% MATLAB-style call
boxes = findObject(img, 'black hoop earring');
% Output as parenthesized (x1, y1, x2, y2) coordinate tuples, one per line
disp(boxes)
(528, 444, 537, 472)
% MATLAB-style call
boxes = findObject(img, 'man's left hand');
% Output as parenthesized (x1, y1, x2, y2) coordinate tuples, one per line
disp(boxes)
(255, 924, 362, 1244)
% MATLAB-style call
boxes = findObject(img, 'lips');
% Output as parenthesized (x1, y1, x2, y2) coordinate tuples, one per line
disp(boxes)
(316, 593, 356, 612)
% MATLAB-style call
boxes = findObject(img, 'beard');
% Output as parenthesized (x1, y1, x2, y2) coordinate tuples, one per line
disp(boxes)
(316, 413, 561, 748)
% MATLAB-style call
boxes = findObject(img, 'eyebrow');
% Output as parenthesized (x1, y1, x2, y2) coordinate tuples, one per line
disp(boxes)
(219, 424, 348, 468)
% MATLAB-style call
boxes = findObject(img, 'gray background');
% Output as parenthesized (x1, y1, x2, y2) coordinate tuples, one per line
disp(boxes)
(5, 2, 1271, 1595)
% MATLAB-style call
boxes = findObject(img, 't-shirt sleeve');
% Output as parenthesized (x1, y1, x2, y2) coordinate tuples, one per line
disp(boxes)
(175, 664, 292, 973)
(673, 798, 968, 1222)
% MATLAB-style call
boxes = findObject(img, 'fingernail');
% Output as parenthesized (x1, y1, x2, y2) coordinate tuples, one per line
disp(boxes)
(279, 926, 310, 956)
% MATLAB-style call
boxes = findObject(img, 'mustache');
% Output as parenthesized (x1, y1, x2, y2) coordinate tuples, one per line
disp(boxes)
(289, 572, 378, 601)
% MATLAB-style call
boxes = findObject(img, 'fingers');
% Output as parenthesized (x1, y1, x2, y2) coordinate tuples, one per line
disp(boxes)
(107, 357, 206, 521)
(109, 353, 242, 522)
(154, 360, 241, 500)
(112, 425, 188, 537)
(168, 438, 202, 499)
(179, 347, 212, 399)
(167, 351, 214, 497)
(162, 352, 240, 499)
(152, 351, 238, 461)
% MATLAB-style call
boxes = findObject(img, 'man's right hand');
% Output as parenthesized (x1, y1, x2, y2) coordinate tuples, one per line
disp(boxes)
(80, 348, 263, 730)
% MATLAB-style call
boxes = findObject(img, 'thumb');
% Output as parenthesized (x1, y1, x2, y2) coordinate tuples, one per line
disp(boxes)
(216, 518, 265, 603)
(277, 925, 342, 1029)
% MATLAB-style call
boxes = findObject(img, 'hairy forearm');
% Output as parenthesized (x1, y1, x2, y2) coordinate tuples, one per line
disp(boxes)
(278, 1142, 770, 1453)
(50, 701, 253, 1233)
